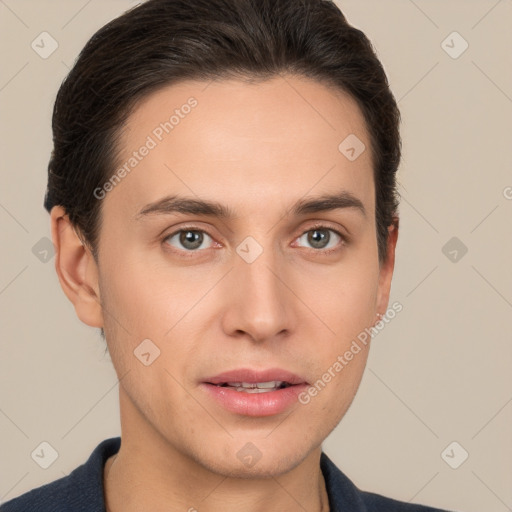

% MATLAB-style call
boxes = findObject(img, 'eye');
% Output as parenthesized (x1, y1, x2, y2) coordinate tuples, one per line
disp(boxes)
(164, 228, 214, 252)
(295, 225, 345, 252)
(162, 223, 347, 256)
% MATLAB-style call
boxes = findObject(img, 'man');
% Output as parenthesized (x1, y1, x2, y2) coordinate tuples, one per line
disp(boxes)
(1, 0, 458, 510)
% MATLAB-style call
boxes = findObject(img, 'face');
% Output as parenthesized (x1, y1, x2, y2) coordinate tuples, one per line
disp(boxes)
(55, 75, 397, 478)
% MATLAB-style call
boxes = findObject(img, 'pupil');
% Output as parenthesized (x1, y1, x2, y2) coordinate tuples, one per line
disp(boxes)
(181, 231, 202, 250)
(309, 229, 329, 249)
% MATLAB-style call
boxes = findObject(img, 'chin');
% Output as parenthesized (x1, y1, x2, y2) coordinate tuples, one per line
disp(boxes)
(189, 439, 316, 479)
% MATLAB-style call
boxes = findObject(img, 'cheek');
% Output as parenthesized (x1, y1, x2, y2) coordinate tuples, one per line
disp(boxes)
(99, 250, 188, 340)
(98, 254, 208, 391)
(301, 323, 371, 427)
(295, 253, 378, 407)
(305, 258, 379, 344)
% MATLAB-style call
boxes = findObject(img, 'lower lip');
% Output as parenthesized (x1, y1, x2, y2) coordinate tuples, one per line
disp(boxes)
(201, 383, 309, 417)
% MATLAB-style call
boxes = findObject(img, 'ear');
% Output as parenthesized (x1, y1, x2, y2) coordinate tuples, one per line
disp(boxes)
(375, 218, 399, 316)
(50, 205, 104, 328)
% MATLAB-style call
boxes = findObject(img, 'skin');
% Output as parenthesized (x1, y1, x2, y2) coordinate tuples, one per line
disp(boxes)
(50, 74, 398, 512)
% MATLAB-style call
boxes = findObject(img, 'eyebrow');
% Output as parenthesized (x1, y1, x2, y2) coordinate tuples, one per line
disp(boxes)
(134, 190, 366, 221)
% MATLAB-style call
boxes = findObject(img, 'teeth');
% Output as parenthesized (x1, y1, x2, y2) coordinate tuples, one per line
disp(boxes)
(220, 381, 287, 393)
(256, 381, 283, 389)
(237, 387, 274, 393)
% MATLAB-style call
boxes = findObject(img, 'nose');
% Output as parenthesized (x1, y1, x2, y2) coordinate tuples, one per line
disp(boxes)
(220, 245, 296, 344)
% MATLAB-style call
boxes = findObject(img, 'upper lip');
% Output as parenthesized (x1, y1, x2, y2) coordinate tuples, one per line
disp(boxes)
(204, 368, 308, 385)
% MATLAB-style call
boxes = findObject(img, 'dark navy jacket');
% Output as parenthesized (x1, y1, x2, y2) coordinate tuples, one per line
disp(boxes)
(0, 437, 456, 511)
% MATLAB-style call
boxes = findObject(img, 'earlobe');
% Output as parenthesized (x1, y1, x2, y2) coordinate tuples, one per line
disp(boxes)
(50, 206, 104, 328)
(375, 218, 399, 316)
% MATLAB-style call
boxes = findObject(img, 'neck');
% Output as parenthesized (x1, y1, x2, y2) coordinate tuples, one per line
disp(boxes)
(104, 451, 329, 512)
(103, 392, 330, 512)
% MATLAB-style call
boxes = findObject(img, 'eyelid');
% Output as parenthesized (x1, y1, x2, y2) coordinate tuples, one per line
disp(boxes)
(299, 221, 349, 241)
(294, 221, 349, 253)
(162, 223, 219, 251)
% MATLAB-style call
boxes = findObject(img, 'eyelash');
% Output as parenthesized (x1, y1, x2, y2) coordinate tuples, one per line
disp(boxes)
(162, 223, 348, 257)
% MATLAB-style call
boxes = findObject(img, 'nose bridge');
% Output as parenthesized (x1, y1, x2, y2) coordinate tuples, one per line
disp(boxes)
(224, 237, 292, 340)
(239, 246, 281, 299)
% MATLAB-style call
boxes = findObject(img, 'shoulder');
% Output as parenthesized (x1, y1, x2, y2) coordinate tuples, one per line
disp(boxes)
(0, 437, 121, 512)
(320, 452, 458, 512)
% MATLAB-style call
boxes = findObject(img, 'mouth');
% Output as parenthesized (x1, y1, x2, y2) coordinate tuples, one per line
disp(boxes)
(204, 367, 307, 388)
(212, 381, 294, 393)
(201, 368, 309, 416)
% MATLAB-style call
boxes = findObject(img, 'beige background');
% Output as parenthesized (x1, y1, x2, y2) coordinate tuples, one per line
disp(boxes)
(1, 1, 511, 511)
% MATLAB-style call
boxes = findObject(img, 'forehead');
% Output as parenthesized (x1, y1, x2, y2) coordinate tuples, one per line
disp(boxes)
(104, 75, 374, 221)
